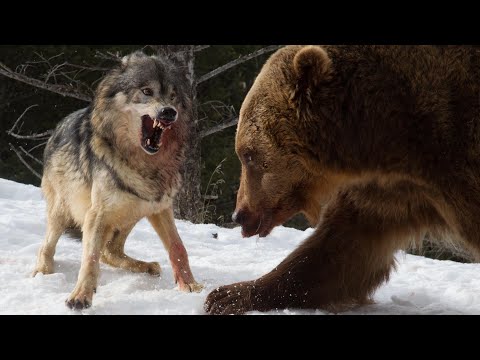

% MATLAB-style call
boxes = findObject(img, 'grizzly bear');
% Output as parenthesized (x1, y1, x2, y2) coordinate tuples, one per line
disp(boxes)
(204, 45, 480, 314)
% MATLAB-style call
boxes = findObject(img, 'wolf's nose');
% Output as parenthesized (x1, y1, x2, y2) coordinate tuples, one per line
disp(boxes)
(158, 107, 177, 123)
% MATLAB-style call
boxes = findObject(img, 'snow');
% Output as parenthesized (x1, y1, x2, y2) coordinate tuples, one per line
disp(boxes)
(1, 177, 480, 315)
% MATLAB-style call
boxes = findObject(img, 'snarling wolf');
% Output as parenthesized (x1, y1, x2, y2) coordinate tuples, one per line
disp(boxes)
(33, 51, 203, 310)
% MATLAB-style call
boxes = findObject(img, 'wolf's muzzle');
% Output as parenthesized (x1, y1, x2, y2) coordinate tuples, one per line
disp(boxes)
(157, 107, 177, 123)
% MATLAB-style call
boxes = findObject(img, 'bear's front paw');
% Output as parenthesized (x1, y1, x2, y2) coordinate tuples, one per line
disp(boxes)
(204, 281, 257, 315)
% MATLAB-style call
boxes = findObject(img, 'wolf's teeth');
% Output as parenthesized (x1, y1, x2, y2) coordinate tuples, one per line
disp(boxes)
(146, 139, 150, 146)
(153, 119, 158, 128)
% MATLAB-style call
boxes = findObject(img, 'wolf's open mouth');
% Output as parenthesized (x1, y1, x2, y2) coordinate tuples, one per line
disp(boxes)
(141, 115, 172, 154)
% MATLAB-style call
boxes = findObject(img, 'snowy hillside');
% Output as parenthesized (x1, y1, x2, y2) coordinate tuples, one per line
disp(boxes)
(1, 178, 479, 315)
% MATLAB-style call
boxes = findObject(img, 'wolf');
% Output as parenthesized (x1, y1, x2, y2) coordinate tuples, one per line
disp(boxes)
(32, 51, 203, 310)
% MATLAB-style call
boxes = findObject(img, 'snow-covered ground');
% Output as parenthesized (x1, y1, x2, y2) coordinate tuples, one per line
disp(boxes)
(1, 178, 480, 315)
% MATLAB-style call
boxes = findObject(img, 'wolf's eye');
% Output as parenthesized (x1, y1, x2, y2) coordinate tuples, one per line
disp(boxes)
(142, 88, 153, 96)
(170, 93, 176, 101)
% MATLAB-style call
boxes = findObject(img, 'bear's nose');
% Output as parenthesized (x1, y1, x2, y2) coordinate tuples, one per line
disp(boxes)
(232, 209, 247, 225)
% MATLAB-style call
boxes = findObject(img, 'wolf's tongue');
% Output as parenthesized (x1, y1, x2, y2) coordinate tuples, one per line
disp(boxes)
(141, 115, 154, 137)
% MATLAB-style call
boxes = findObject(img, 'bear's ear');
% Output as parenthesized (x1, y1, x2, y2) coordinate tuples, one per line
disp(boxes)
(293, 46, 331, 88)
(291, 46, 332, 120)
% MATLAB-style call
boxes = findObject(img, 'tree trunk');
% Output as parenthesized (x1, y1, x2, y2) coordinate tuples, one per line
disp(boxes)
(155, 45, 203, 223)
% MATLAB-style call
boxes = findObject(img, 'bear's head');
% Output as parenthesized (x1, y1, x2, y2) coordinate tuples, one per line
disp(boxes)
(233, 45, 334, 237)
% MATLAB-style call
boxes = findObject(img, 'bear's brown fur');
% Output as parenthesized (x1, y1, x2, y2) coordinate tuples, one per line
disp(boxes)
(205, 45, 480, 314)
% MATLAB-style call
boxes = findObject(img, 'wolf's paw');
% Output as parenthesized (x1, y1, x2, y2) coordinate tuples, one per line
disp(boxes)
(146, 261, 161, 276)
(178, 281, 204, 293)
(31, 261, 54, 277)
(65, 284, 95, 310)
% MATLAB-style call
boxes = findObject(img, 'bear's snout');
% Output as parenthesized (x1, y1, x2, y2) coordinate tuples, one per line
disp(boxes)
(232, 207, 273, 238)
(233, 207, 257, 236)
(232, 207, 254, 228)
(232, 208, 247, 225)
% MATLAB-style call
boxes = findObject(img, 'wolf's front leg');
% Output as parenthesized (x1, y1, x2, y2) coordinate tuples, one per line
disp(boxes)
(66, 208, 111, 310)
(148, 208, 203, 292)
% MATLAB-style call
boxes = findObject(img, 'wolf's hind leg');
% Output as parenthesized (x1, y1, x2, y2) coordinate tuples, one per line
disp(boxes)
(32, 207, 68, 277)
(101, 224, 161, 276)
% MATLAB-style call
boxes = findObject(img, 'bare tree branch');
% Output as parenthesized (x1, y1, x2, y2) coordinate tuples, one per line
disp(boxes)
(44, 62, 66, 84)
(197, 45, 282, 84)
(151, 45, 207, 56)
(198, 100, 236, 125)
(15, 51, 107, 86)
(95, 50, 122, 62)
(9, 143, 42, 179)
(194, 45, 210, 52)
(8, 129, 52, 140)
(58, 70, 95, 97)
(28, 141, 49, 153)
(64, 62, 110, 72)
(30, 52, 64, 65)
(19, 146, 43, 165)
(7, 104, 38, 135)
(200, 117, 238, 139)
(26, 52, 108, 74)
(0, 62, 92, 102)
(14, 52, 100, 98)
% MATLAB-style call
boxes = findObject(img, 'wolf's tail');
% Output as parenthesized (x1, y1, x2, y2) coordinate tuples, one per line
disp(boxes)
(64, 227, 82, 241)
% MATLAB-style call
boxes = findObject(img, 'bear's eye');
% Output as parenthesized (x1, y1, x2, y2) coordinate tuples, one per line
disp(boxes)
(142, 88, 153, 96)
(244, 153, 254, 164)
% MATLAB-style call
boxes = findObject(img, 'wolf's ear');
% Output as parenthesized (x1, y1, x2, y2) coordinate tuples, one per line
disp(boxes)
(120, 51, 147, 67)
(290, 46, 332, 120)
